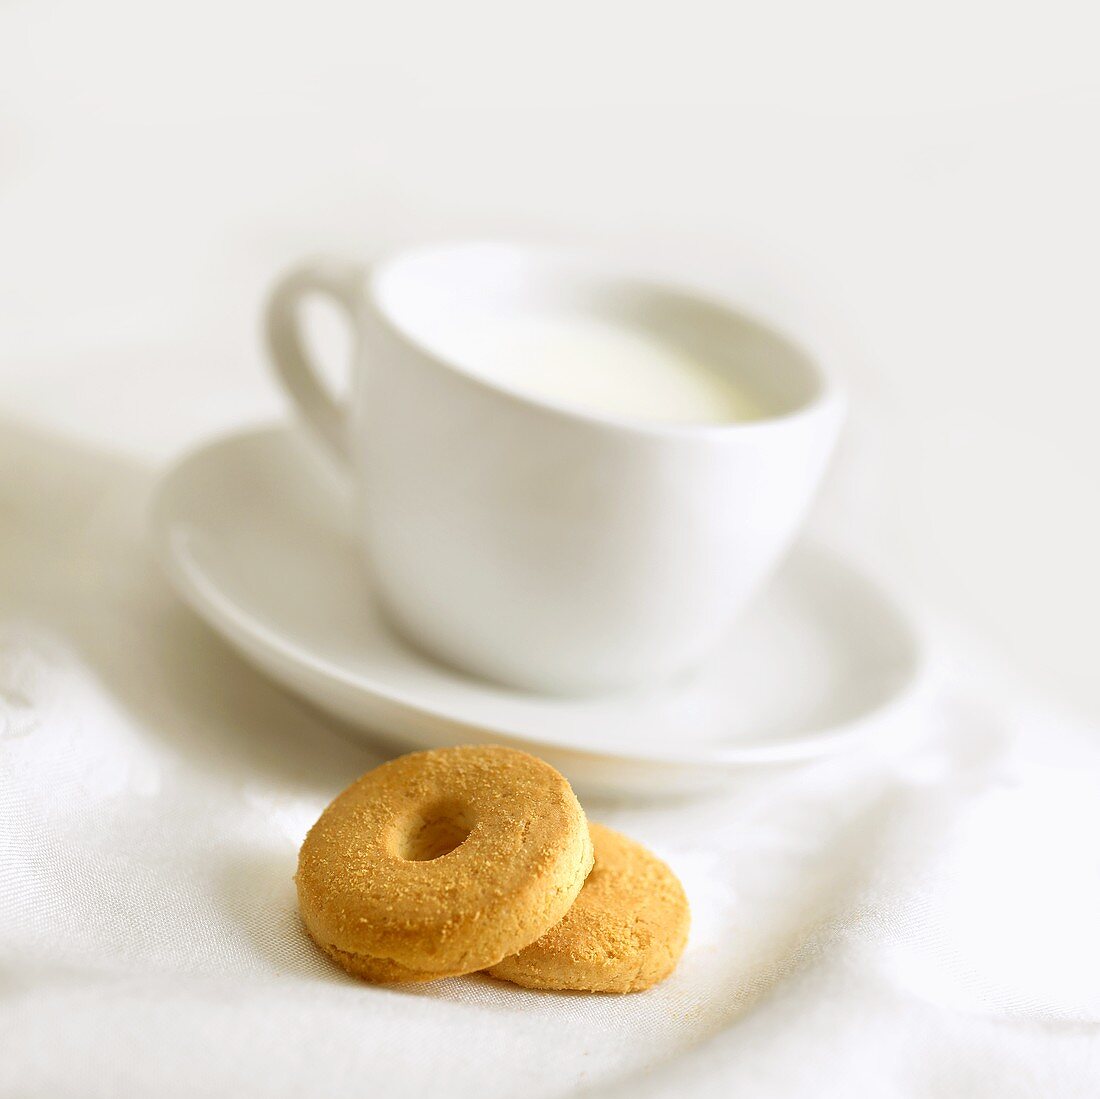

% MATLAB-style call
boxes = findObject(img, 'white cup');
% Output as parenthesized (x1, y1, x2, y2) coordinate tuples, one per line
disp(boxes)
(265, 242, 843, 695)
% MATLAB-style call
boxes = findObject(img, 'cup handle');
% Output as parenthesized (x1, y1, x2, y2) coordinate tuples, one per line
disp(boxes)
(264, 259, 366, 466)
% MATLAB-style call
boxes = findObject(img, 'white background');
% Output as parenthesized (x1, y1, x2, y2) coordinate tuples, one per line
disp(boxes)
(2, 0, 1099, 719)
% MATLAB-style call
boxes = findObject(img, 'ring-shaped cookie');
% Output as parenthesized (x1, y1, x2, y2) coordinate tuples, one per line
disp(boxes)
(488, 822, 689, 993)
(296, 745, 594, 982)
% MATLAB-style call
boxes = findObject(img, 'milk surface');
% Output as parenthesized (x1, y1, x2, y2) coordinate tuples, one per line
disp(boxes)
(440, 313, 762, 424)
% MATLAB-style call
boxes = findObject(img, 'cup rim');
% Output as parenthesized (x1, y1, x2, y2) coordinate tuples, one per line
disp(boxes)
(366, 239, 844, 439)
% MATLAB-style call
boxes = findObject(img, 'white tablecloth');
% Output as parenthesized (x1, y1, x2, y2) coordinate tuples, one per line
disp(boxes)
(3, 414, 1099, 1098)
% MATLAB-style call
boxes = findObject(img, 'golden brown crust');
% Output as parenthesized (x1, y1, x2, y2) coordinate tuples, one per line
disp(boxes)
(296, 745, 593, 982)
(487, 823, 689, 993)
(310, 936, 464, 983)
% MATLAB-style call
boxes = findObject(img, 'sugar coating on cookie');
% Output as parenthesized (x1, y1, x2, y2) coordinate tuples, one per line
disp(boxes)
(488, 822, 689, 993)
(296, 745, 594, 983)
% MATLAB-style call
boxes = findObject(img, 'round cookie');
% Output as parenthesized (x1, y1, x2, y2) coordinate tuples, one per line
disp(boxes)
(296, 744, 594, 983)
(488, 823, 689, 993)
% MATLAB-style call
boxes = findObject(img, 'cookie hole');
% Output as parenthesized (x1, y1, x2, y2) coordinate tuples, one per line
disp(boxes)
(397, 800, 473, 861)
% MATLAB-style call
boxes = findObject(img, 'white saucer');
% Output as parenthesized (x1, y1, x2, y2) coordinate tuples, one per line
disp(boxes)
(152, 425, 926, 794)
